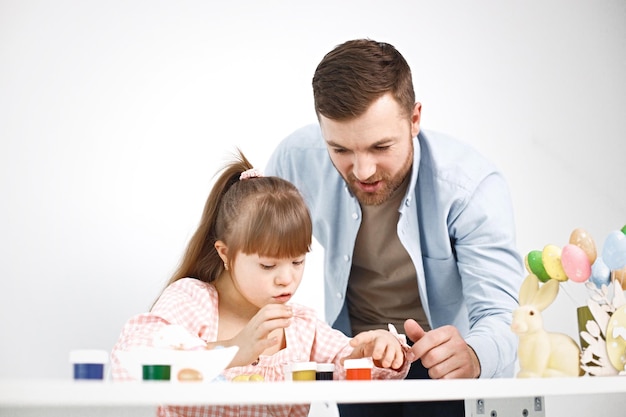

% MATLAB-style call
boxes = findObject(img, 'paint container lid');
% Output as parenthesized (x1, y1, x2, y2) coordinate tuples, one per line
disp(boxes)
(69, 349, 109, 364)
(316, 363, 335, 372)
(290, 361, 317, 372)
(343, 358, 373, 369)
(143, 364, 171, 380)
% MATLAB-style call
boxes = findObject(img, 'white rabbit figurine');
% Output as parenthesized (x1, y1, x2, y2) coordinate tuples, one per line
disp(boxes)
(511, 274, 581, 377)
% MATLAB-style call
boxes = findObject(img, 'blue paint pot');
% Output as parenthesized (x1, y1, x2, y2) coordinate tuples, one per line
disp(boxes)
(69, 349, 109, 380)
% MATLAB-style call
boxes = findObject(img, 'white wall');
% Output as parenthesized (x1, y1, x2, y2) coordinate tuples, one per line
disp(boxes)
(1, 0, 624, 379)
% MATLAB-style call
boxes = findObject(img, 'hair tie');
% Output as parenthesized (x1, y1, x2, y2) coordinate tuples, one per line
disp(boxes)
(239, 168, 263, 181)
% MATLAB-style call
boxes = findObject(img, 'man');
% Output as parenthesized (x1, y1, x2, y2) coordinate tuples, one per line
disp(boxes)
(265, 39, 524, 416)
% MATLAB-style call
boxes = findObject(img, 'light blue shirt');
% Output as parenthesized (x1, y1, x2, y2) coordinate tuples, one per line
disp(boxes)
(265, 123, 524, 378)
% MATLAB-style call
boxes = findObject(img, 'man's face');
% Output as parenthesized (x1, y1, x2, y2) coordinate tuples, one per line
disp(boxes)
(320, 94, 421, 206)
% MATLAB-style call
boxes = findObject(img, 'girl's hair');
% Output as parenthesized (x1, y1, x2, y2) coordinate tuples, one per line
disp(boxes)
(312, 38, 415, 120)
(165, 149, 312, 287)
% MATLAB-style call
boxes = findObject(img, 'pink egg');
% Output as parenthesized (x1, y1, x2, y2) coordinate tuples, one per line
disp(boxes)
(561, 244, 592, 283)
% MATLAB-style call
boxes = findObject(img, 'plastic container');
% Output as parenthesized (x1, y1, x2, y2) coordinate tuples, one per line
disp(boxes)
(69, 349, 109, 380)
(115, 345, 238, 383)
(315, 363, 335, 380)
(344, 358, 373, 380)
(290, 361, 317, 381)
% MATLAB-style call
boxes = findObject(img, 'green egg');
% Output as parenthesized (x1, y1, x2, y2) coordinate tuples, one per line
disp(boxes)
(621, 224, 626, 235)
(526, 250, 551, 283)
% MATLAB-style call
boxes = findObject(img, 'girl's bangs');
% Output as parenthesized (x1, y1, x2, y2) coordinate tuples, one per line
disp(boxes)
(240, 201, 312, 258)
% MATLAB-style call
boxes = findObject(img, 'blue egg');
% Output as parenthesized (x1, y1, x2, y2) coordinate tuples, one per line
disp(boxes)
(602, 231, 626, 270)
(590, 257, 611, 288)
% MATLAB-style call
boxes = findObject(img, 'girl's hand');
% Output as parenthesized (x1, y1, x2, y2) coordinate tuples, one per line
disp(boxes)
(345, 329, 406, 370)
(227, 304, 293, 367)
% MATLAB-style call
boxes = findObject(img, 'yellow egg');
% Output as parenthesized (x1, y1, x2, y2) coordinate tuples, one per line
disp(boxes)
(542, 244, 568, 281)
(605, 305, 626, 372)
(231, 374, 250, 382)
(248, 374, 264, 382)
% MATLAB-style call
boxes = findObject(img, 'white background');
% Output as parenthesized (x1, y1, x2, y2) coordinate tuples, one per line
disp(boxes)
(1, 0, 624, 379)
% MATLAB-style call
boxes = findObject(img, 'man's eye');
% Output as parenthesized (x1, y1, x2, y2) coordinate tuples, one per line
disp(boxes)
(375, 145, 391, 151)
(332, 148, 347, 154)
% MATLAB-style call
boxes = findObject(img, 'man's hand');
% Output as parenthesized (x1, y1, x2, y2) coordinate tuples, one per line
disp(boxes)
(404, 318, 480, 379)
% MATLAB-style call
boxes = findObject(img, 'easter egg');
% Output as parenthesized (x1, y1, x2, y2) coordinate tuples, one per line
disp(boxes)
(561, 244, 592, 283)
(605, 305, 626, 372)
(602, 231, 626, 270)
(177, 368, 203, 382)
(614, 265, 626, 291)
(569, 228, 597, 264)
(232, 374, 250, 382)
(525, 250, 552, 283)
(248, 374, 264, 382)
(542, 244, 568, 281)
(590, 258, 611, 288)
(621, 224, 626, 235)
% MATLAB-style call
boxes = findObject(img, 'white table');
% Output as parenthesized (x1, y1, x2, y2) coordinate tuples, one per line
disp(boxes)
(1, 377, 625, 416)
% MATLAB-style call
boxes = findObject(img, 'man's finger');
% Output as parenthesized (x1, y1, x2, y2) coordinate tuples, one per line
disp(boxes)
(404, 319, 425, 343)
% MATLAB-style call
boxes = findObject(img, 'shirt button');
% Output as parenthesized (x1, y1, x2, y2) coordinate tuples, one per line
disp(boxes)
(351, 212, 359, 220)
(336, 292, 343, 299)
(405, 198, 411, 207)
(343, 255, 350, 262)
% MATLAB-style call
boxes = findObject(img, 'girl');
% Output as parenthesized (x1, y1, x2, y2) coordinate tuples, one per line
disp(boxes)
(110, 150, 410, 417)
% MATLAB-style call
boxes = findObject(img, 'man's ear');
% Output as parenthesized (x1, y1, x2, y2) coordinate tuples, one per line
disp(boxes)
(411, 102, 422, 137)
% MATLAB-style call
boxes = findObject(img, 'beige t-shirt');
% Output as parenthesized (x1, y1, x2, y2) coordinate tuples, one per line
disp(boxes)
(347, 178, 430, 335)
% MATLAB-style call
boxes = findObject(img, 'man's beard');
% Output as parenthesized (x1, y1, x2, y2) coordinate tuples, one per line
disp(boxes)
(346, 149, 413, 206)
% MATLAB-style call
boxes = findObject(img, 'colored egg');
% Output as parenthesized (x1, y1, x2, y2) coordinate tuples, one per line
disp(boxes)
(525, 250, 551, 283)
(232, 374, 250, 382)
(248, 374, 264, 382)
(177, 368, 203, 382)
(561, 244, 592, 283)
(621, 224, 626, 235)
(605, 305, 626, 372)
(602, 231, 626, 270)
(542, 244, 568, 281)
(590, 258, 611, 288)
(569, 228, 597, 264)
(614, 266, 626, 291)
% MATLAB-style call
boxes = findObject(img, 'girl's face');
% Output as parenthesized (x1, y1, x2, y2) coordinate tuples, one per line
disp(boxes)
(230, 252, 306, 308)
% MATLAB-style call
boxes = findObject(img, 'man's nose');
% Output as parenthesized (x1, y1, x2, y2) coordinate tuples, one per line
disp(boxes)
(352, 153, 376, 181)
